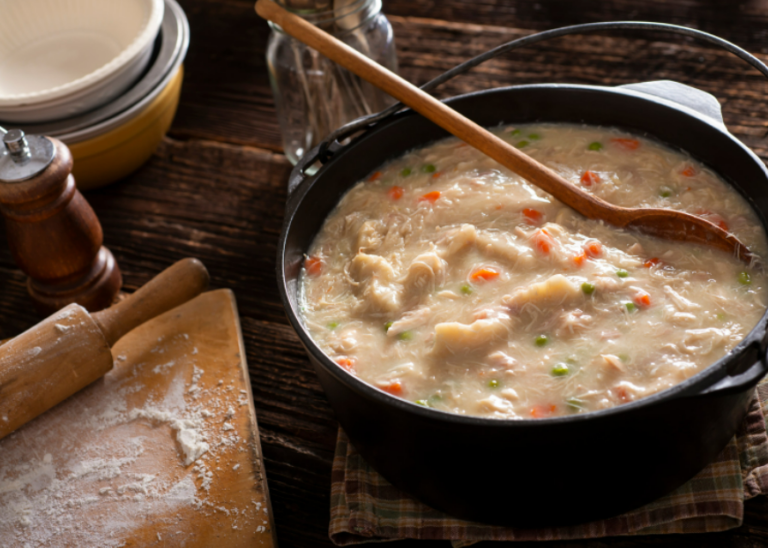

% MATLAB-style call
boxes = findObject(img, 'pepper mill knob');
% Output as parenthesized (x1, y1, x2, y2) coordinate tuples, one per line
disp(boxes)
(0, 127, 122, 314)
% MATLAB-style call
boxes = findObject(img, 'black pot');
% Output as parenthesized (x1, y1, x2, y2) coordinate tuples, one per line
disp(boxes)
(277, 23, 768, 526)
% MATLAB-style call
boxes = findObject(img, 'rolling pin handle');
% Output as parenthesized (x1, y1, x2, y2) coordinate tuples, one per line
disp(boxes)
(93, 258, 210, 347)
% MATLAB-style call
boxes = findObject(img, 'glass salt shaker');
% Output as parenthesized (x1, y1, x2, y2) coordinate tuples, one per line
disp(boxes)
(266, 0, 398, 165)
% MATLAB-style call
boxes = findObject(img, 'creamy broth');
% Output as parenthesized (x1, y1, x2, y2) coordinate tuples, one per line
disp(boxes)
(299, 124, 768, 419)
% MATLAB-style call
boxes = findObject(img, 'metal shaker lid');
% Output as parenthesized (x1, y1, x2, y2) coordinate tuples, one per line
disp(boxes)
(0, 127, 55, 183)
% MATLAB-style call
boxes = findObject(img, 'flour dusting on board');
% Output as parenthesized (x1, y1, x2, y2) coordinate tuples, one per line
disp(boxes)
(0, 322, 271, 547)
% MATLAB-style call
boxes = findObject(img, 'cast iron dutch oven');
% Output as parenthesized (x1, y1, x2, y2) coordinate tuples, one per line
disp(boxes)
(277, 22, 768, 526)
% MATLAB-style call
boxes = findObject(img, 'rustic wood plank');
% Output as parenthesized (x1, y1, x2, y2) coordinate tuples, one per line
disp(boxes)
(383, 0, 768, 54)
(171, 0, 282, 151)
(171, 0, 768, 159)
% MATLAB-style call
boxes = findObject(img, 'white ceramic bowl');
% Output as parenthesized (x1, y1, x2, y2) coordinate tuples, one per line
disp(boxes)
(0, 0, 164, 123)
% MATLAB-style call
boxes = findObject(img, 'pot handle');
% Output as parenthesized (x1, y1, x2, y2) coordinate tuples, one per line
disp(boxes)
(618, 80, 726, 128)
(287, 21, 768, 197)
(699, 343, 768, 397)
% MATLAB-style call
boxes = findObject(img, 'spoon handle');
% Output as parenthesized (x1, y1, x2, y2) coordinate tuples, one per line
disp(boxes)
(256, 0, 752, 262)
(256, 0, 618, 222)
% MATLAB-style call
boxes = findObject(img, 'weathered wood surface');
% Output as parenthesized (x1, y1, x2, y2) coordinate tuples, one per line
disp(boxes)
(1, 0, 768, 546)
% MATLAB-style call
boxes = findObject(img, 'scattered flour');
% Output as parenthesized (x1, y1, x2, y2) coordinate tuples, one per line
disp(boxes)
(129, 407, 210, 466)
(152, 360, 176, 375)
(0, 331, 265, 547)
(54, 323, 71, 333)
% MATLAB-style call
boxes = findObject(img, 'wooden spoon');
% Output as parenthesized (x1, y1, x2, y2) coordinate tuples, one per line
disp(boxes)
(256, 0, 753, 262)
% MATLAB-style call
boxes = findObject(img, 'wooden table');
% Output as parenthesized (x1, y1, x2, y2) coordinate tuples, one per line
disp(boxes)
(2, 1, 768, 546)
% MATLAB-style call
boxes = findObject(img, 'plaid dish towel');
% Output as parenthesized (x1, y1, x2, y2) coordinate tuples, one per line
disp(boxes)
(329, 383, 768, 546)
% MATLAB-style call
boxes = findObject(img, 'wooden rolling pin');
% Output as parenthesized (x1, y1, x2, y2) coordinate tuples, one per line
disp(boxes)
(0, 258, 209, 440)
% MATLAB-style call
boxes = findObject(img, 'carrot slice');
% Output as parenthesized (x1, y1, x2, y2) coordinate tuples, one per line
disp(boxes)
(419, 191, 441, 203)
(633, 290, 651, 307)
(470, 267, 500, 282)
(696, 210, 729, 231)
(580, 170, 600, 187)
(644, 257, 660, 268)
(523, 208, 543, 224)
(305, 256, 323, 276)
(388, 186, 404, 200)
(584, 240, 603, 258)
(432, 172, 442, 179)
(368, 171, 382, 182)
(713, 217, 729, 231)
(572, 251, 586, 267)
(336, 358, 355, 372)
(380, 381, 403, 396)
(530, 404, 557, 418)
(532, 229, 556, 255)
(614, 386, 630, 403)
(681, 165, 696, 177)
(611, 137, 640, 150)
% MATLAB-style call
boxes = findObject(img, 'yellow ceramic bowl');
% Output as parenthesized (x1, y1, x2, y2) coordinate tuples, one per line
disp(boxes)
(68, 66, 183, 190)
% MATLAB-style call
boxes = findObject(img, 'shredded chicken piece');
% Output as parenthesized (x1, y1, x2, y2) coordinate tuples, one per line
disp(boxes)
(476, 395, 516, 415)
(344, 212, 367, 237)
(682, 328, 728, 354)
(664, 286, 702, 311)
(555, 309, 593, 338)
(601, 354, 626, 372)
(487, 350, 518, 370)
(500, 388, 519, 401)
(387, 307, 432, 337)
(356, 220, 384, 252)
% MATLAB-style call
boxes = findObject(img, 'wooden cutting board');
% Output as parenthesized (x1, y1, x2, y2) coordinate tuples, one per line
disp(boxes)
(0, 289, 277, 548)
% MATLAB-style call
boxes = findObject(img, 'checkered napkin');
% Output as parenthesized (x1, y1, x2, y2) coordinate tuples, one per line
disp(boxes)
(329, 383, 768, 546)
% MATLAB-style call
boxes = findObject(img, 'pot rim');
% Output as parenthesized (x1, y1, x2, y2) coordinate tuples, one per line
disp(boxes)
(278, 81, 768, 428)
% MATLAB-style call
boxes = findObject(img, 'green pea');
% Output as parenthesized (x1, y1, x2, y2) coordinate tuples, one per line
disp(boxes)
(415, 399, 429, 407)
(716, 312, 726, 320)
(551, 363, 570, 376)
(384, 321, 393, 332)
(528, 133, 541, 140)
(738, 271, 752, 285)
(616, 269, 629, 278)
(625, 302, 637, 313)
(659, 186, 673, 198)
(581, 282, 596, 295)
(429, 394, 443, 404)
(566, 397, 585, 411)
(460, 284, 473, 295)
(535, 334, 549, 347)
(422, 164, 436, 173)
(400, 167, 412, 176)
(488, 379, 500, 388)
(398, 331, 413, 341)
(327, 321, 339, 330)
(588, 142, 603, 151)
(510, 129, 521, 136)
(515, 140, 530, 149)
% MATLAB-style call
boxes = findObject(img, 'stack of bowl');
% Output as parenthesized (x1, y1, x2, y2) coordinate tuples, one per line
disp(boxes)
(0, 0, 189, 189)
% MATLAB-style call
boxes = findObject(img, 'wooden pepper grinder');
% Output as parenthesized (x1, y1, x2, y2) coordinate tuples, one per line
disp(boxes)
(0, 127, 122, 314)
